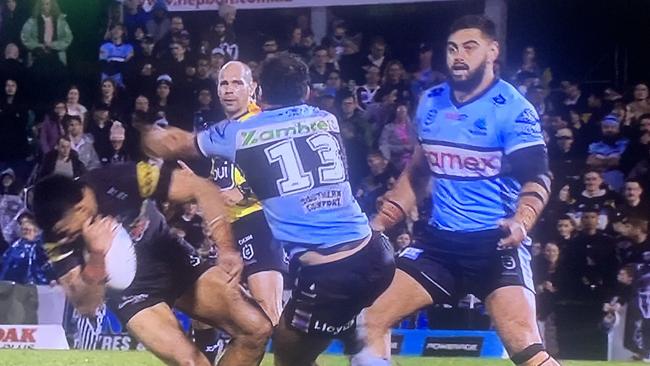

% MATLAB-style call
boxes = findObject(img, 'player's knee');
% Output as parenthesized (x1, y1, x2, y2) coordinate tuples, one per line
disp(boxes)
(511, 343, 560, 366)
(363, 308, 394, 334)
(170, 347, 207, 366)
(237, 318, 273, 349)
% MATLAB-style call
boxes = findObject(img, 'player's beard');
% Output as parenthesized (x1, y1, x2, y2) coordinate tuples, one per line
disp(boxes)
(449, 60, 487, 94)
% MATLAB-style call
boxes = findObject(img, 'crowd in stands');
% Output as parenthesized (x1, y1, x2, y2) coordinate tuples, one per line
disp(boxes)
(1, 0, 650, 359)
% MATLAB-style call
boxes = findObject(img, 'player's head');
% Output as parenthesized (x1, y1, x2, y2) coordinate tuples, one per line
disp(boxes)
(258, 54, 310, 107)
(32, 175, 98, 242)
(446, 15, 499, 92)
(218, 61, 256, 118)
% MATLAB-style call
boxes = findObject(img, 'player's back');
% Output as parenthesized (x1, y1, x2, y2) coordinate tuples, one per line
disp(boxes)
(214, 104, 370, 256)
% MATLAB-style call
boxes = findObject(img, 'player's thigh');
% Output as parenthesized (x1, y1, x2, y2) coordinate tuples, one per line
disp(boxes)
(363, 268, 434, 330)
(273, 311, 332, 366)
(127, 302, 209, 366)
(486, 285, 541, 354)
(175, 265, 272, 339)
(248, 270, 284, 326)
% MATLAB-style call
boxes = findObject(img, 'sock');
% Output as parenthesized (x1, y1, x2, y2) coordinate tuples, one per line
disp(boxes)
(350, 349, 391, 366)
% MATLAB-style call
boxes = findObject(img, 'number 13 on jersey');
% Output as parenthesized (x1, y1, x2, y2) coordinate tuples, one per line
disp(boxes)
(264, 133, 346, 196)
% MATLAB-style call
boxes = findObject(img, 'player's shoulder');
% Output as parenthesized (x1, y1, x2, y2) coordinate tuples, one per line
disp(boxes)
(421, 82, 451, 102)
(492, 79, 534, 109)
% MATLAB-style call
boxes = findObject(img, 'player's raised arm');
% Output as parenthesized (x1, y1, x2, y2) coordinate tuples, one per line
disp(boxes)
(139, 123, 200, 160)
(371, 145, 431, 232)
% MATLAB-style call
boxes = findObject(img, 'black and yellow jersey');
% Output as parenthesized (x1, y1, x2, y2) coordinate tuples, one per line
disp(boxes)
(208, 104, 263, 222)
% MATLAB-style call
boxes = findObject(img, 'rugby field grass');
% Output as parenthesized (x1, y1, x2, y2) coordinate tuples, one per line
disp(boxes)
(0, 351, 640, 366)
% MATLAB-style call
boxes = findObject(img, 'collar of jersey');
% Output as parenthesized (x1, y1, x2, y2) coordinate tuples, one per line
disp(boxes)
(450, 77, 500, 109)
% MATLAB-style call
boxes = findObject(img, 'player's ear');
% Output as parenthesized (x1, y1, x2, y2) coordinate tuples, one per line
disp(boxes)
(488, 40, 500, 63)
(250, 81, 259, 99)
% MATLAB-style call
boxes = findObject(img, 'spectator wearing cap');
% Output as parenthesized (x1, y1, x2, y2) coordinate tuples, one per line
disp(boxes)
(99, 23, 134, 88)
(0, 168, 20, 195)
(209, 47, 227, 81)
(564, 204, 617, 302)
(549, 128, 585, 191)
(87, 104, 114, 162)
(356, 65, 381, 110)
(66, 114, 100, 170)
(573, 170, 618, 230)
(587, 114, 630, 191)
(102, 121, 131, 165)
(151, 74, 184, 130)
(411, 43, 445, 99)
(38, 136, 85, 179)
(617, 180, 649, 221)
(38, 100, 68, 154)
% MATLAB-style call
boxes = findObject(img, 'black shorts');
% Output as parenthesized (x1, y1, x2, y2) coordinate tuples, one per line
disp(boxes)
(284, 232, 395, 337)
(397, 227, 534, 303)
(106, 234, 212, 324)
(233, 210, 288, 278)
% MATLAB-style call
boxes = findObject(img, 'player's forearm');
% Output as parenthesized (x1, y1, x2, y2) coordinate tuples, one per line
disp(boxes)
(514, 181, 551, 232)
(142, 126, 199, 160)
(193, 181, 237, 253)
(372, 147, 430, 231)
(60, 263, 106, 316)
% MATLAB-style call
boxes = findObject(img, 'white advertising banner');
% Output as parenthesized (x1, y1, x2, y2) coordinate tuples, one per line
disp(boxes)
(0, 325, 69, 350)
(148, 0, 440, 12)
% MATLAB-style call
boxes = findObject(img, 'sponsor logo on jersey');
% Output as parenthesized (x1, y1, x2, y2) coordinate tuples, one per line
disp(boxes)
(421, 143, 502, 178)
(118, 294, 149, 310)
(444, 112, 468, 121)
(237, 117, 340, 148)
(492, 94, 506, 105)
(312, 318, 356, 336)
(300, 189, 344, 213)
(428, 87, 444, 97)
(515, 108, 539, 125)
(469, 118, 488, 136)
(424, 108, 438, 126)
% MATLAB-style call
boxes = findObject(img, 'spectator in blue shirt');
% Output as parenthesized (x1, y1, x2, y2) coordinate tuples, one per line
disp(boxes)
(0, 217, 52, 285)
(587, 114, 630, 191)
(99, 23, 134, 88)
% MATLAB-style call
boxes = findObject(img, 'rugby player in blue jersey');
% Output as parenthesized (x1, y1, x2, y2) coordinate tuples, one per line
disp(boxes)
(139, 55, 395, 366)
(351, 15, 560, 366)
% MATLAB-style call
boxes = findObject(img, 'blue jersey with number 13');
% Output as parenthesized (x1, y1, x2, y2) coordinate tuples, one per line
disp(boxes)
(196, 104, 370, 255)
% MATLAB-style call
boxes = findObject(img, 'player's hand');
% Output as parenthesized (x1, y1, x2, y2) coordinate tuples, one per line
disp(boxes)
(497, 218, 526, 249)
(82, 216, 119, 256)
(218, 249, 243, 282)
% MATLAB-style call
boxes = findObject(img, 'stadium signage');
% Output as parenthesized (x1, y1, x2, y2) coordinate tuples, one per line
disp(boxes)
(0, 325, 69, 350)
(422, 336, 484, 357)
(154, 0, 439, 11)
